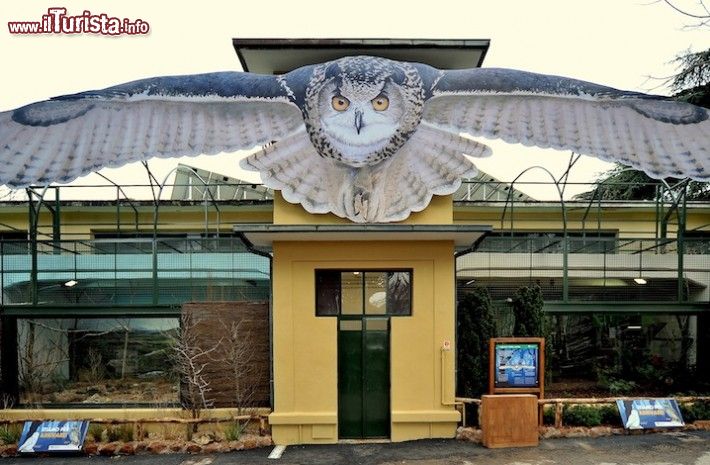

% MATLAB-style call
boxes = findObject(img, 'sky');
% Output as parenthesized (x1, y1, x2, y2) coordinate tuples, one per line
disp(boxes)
(1, 0, 708, 200)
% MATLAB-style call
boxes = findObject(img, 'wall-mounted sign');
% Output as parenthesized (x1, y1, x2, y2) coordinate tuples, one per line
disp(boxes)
(489, 337, 545, 396)
(616, 399, 684, 429)
(18, 420, 89, 453)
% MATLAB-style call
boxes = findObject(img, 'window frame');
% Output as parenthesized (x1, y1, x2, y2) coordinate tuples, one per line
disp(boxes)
(314, 268, 413, 317)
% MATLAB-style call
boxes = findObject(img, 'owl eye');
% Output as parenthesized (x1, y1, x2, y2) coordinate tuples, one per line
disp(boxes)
(371, 95, 389, 111)
(331, 95, 350, 111)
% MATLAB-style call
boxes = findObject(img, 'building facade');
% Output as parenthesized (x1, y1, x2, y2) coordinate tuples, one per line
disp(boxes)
(0, 39, 707, 445)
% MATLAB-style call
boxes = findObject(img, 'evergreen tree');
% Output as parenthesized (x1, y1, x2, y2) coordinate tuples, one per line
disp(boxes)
(512, 285, 545, 337)
(456, 287, 496, 399)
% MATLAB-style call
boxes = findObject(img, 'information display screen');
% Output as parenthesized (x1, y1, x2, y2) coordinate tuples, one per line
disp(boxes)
(493, 343, 539, 388)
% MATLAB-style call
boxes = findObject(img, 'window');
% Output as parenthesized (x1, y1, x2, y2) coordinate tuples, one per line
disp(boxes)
(480, 231, 617, 254)
(91, 232, 240, 254)
(0, 230, 29, 254)
(16, 317, 179, 406)
(315, 270, 412, 316)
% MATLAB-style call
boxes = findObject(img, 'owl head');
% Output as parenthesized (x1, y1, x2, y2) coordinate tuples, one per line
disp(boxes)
(303, 56, 425, 167)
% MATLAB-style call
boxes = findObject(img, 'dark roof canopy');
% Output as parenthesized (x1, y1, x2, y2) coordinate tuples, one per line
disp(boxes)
(233, 224, 491, 249)
(232, 38, 490, 74)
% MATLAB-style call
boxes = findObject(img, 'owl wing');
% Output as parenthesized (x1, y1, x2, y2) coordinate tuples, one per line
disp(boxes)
(376, 122, 490, 222)
(241, 122, 491, 223)
(240, 128, 345, 216)
(0, 72, 304, 187)
(421, 67, 710, 180)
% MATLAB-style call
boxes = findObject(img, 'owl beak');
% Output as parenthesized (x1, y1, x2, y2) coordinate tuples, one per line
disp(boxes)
(354, 110, 364, 134)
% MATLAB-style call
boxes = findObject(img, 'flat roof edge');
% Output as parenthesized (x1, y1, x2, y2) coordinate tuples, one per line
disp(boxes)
(233, 224, 492, 233)
(232, 38, 491, 48)
(232, 38, 491, 72)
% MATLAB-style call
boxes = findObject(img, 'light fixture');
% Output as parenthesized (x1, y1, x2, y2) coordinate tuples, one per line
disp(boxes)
(627, 325, 642, 330)
(64, 280, 78, 287)
(352, 271, 360, 275)
(633, 278, 647, 285)
(465, 279, 476, 286)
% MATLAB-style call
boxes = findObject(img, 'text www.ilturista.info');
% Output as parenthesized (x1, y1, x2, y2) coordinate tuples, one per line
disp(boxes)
(8, 8, 149, 35)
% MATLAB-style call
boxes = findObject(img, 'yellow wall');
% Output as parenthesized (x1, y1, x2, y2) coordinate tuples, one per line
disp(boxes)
(268, 240, 459, 445)
(2, 198, 706, 239)
(0, 205, 273, 240)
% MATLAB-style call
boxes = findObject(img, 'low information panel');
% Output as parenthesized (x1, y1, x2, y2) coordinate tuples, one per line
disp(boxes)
(616, 399, 684, 429)
(18, 421, 89, 453)
(494, 343, 539, 388)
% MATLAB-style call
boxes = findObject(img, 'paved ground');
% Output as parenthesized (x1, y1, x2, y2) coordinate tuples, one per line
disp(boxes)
(4, 431, 710, 465)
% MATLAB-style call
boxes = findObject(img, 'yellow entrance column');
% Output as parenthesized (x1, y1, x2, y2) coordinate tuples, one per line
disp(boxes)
(268, 194, 461, 444)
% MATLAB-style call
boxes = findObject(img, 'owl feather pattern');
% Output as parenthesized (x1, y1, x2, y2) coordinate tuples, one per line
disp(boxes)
(0, 56, 708, 222)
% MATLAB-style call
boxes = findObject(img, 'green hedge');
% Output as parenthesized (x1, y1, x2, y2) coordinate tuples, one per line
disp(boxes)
(553, 401, 709, 427)
(680, 400, 710, 422)
(554, 404, 622, 427)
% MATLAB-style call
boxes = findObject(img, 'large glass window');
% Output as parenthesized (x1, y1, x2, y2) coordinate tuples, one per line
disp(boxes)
(315, 270, 412, 316)
(17, 317, 179, 406)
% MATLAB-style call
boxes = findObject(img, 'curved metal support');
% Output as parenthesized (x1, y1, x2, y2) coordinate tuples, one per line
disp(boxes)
(499, 165, 568, 235)
(27, 185, 51, 234)
(497, 164, 569, 300)
(579, 167, 639, 236)
(25, 184, 51, 306)
(152, 167, 222, 238)
(95, 172, 140, 233)
(145, 165, 225, 305)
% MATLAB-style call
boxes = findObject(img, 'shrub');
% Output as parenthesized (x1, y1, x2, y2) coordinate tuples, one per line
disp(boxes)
(596, 367, 638, 395)
(223, 421, 248, 441)
(681, 400, 710, 423)
(680, 403, 695, 423)
(87, 424, 105, 442)
(563, 405, 601, 427)
(0, 425, 22, 445)
(542, 406, 555, 426)
(598, 404, 622, 426)
(106, 424, 133, 442)
(608, 379, 638, 396)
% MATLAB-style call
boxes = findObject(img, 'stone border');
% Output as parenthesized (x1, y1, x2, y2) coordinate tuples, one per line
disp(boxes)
(0, 434, 272, 457)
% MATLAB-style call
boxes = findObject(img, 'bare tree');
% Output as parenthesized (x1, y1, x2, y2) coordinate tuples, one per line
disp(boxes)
(216, 319, 258, 437)
(169, 312, 219, 435)
(661, 0, 710, 28)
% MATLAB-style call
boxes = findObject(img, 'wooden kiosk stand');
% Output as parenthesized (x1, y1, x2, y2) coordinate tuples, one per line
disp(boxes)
(481, 337, 545, 448)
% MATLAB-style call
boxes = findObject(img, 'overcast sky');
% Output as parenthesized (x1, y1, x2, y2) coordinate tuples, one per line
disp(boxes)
(2, 0, 708, 200)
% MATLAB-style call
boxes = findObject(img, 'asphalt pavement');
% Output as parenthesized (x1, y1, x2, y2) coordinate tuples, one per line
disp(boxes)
(3, 430, 710, 465)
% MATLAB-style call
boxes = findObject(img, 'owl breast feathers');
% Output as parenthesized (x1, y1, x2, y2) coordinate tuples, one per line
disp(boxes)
(0, 55, 708, 222)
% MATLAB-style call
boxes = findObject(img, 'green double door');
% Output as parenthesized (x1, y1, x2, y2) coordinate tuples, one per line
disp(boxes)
(338, 317, 390, 439)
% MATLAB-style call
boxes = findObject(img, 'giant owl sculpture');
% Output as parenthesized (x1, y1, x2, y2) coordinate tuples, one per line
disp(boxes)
(0, 56, 708, 222)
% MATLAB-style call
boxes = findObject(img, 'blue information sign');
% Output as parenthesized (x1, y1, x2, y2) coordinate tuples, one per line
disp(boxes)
(494, 343, 539, 388)
(18, 420, 89, 453)
(616, 399, 684, 429)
